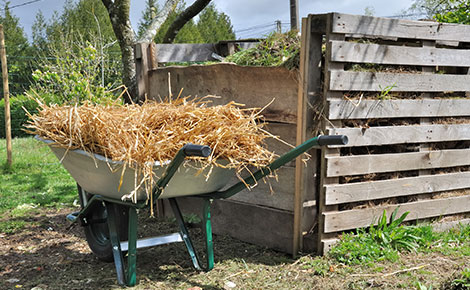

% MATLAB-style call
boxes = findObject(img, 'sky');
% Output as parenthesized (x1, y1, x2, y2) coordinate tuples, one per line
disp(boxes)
(9, 0, 416, 40)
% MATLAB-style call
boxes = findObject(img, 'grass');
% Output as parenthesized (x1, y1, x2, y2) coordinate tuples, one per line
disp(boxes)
(329, 208, 470, 266)
(0, 137, 76, 233)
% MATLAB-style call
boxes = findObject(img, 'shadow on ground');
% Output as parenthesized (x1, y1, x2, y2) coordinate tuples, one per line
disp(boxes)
(0, 207, 294, 290)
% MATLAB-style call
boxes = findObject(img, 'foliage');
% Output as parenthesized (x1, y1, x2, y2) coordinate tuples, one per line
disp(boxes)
(0, 2, 32, 96)
(225, 31, 300, 69)
(406, 0, 470, 23)
(197, 3, 235, 43)
(139, 1, 235, 43)
(435, 1, 470, 24)
(137, 0, 159, 38)
(0, 137, 76, 233)
(30, 36, 121, 105)
(329, 208, 421, 265)
(0, 93, 41, 138)
(31, 0, 122, 87)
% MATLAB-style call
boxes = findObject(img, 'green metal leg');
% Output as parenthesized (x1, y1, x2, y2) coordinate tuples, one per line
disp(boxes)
(169, 198, 202, 270)
(203, 199, 214, 271)
(169, 198, 214, 271)
(105, 202, 126, 285)
(127, 207, 138, 286)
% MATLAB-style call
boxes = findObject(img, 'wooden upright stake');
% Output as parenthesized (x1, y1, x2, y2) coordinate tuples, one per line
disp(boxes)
(0, 25, 12, 167)
(290, 0, 299, 30)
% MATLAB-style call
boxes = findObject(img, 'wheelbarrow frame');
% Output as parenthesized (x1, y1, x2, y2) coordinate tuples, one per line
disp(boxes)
(65, 135, 348, 286)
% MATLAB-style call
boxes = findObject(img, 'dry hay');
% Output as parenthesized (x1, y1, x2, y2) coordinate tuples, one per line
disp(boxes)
(25, 96, 281, 209)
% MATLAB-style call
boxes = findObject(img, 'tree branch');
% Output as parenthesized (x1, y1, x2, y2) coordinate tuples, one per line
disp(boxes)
(138, 0, 179, 42)
(162, 0, 212, 43)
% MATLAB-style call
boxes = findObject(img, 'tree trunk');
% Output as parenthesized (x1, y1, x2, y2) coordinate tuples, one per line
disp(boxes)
(162, 0, 212, 43)
(102, 0, 136, 103)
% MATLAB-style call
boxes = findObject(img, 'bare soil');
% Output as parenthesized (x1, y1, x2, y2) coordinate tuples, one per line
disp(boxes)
(1, 207, 468, 290)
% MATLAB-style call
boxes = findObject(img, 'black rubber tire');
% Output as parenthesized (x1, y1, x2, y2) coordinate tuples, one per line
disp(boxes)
(77, 184, 129, 262)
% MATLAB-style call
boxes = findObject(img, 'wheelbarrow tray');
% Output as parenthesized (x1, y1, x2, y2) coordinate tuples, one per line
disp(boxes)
(36, 136, 233, 200)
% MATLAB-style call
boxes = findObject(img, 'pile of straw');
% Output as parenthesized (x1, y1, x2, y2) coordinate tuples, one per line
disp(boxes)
(26, 97, 279, 205)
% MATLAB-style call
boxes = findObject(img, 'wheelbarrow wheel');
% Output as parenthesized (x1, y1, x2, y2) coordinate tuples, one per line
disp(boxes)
(77, 184, 129, 262)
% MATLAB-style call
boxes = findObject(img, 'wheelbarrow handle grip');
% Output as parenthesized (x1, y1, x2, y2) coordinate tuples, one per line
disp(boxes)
(317, 135, 348, 146)
(183, 143, 212, 157)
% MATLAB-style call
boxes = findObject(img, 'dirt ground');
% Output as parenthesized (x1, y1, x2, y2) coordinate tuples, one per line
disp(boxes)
(1, 207, 469, 290)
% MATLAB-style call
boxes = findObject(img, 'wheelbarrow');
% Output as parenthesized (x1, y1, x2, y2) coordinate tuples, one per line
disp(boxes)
(38, 134, 348, 286)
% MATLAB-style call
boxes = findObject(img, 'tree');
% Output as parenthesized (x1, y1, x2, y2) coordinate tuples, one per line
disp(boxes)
(0, 1, 31, 97)
(139, 2, 234, 44)
(196, 3, 235, 43)
(406, 0, 466, 19)
(101, 0, 212, 102)
(153, 1, 203, 44)
(434, 1, 470, 24)
(137, 0, 159, 38)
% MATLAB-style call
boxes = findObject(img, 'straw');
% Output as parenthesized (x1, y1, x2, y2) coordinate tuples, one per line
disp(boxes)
(26, 96, 280, 210)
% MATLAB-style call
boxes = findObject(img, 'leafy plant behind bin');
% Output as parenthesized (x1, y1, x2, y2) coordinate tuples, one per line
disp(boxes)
(225, 31, 300, 69)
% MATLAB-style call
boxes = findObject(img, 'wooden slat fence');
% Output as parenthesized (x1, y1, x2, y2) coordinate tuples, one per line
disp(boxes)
(301, 13, 470, 254)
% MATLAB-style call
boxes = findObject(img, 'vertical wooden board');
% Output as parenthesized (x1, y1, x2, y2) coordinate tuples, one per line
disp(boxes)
(170, 197, 295, 254)
(294, 15, 324, 255)
(134, 42, 150, 100)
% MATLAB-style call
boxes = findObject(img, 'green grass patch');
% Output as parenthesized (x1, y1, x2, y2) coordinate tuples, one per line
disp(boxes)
(329, 208, 470, 265)
(0, 137, 76, 233)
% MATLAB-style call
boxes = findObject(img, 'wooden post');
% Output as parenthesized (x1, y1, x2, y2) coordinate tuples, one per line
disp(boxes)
(294, 15, 324, 256)
(290, 0, 299, 30)
(0, 25, 12, 167)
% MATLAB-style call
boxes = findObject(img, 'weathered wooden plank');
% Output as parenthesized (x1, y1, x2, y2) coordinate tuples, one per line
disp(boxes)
(148, 64, 298, 124)
(227, 167, 295, 211)
(325, 171, 470, 205)
(327, 148, 470, 177)
(432, 218, 470, 232)
(264, 122, 297, 161)
(155, 43, 217, 63)
(172, 197, 295, 254)
(324, 195, 470, 233)
(329, 71, 470, 92)
(331, 13, 470, 42)
(329, 40, 470, 67)
(328, 124, 470, 147)
(328, 99, 470, 120)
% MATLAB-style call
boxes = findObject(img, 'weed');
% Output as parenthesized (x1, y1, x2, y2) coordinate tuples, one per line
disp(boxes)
(369, 208, 421, 252)
(450, 268, 470, 289)
(225, 31, 300, 69)
(329, 208, 421, 265)
(299, 257, 329, 276)
(378, 84, 396, 100)
(416, 281, 433, 290)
